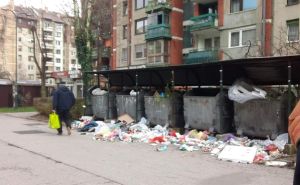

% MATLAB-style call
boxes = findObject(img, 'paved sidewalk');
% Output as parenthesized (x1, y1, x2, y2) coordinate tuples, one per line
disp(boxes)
(0, 113, 294, 185)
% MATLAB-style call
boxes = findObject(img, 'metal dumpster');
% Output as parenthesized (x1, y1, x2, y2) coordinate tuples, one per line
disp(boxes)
(116, 92, 145, 121)
(184, 89, 233, 133)
(144, 92, 184, 128)
(91, 92, 117, 119)
(234, 93, 294, 139)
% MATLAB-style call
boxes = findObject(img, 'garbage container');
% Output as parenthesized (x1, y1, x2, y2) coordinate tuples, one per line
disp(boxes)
(116, 91, 145, 121)
(184, 89, 233, 133)
(91, 92, 117, 119)
(234, 93, 295, 139)
(144, 92, 184, 128)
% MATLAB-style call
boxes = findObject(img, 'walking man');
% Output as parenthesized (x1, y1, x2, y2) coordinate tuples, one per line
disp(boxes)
(52, 84, 75, 135)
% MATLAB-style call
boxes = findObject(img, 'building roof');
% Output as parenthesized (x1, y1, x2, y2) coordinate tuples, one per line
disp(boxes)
(14, 6, 38, 20)
(36, 9, 64, 23)
(86, 55, 300, 87)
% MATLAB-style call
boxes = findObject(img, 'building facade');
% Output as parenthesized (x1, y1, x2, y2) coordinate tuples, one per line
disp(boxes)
(112, 0, 184, 70)
(273, 0, 300, 56)
(0, 1, 81, 93)
(111, 0, 299, 69)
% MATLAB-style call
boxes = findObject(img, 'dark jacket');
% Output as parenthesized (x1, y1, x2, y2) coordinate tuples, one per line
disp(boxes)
(52, 85, 75, 111)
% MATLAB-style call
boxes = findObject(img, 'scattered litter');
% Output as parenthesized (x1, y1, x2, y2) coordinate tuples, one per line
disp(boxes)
(118, 114, 134, 124)
(218, 145, 257, 163)
(265, 161, 288, 167)
(73, 115, 292, 168)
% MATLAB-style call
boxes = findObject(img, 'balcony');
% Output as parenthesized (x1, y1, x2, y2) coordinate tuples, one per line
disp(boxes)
(184, 50, 218, 64)
(44, 35, 53, 40)
(43, 26, 53, 32)
(42, 43, 53, 48)
(102, 47, 110, 58)
(45, 53, 54, 58)
(145, 24, 171, 41)
(190, 13, 218, 31)
(146, 0, 172, 14)
(91, 49, 98, 60)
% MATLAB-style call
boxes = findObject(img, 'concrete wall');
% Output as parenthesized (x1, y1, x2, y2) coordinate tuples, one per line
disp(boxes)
(115, 1, 129, 69)
(220, 0, 262, 60)
(0, 9, 16, 81)
(273, 1, 300, 56)
(130, 6, 147, 67)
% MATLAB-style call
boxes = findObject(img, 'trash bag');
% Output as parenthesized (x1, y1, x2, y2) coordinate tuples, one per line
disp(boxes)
(48, 113, 60, 129)
(228, 81, 266, 103)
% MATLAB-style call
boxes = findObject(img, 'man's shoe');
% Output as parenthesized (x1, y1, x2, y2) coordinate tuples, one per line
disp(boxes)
(57, 132, 62, 135)
(67, 127, 71, 135)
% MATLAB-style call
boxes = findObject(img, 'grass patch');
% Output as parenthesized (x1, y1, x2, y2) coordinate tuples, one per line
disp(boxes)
(0, 107, 37, 113)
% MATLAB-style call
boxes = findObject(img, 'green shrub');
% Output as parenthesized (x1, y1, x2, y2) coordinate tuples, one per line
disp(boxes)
(33, 97, 84, 120)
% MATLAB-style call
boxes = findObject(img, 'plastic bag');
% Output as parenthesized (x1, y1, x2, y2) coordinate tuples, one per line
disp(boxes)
(228, 84, 266, 103)
(48, 113, 60, 129)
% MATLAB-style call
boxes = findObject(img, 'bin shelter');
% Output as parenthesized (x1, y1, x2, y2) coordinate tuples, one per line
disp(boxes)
(184, 89, 233, 133)
(86, 55, 300, 137)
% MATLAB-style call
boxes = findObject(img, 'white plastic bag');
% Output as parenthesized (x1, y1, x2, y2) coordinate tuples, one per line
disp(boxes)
(228, 85, 266, 103)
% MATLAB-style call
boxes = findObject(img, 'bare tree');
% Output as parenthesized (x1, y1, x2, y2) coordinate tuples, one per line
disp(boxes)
(0, 64, 10, 79)
(273, 26, 300, 56)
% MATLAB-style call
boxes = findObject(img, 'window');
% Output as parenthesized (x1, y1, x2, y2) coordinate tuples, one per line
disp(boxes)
(28, 56, 34, 61)
(204, 38, 212, 50)
(17, 28, 22, 33)
(122, 48, 128, 62)
(56, 41, 61, 45)
(71, 59, 76, 64)
(56, 24, 62, 31)
(230, 32, 240, 47)
(18, 37, 22, 42)
(287, 0, 299, 6)
(56, 67, 61, 71)
(147, 40, 168, 64)
(44, 21, 51, 28)
(148, 12, 169, 26)
(28, 47, 34, 53)
(123, 25, 128, 39)
(214, 37, 220, 49)
(28, 74, 34, 80)
(56, 32, 61, 37)
(56, 50, 61, 54)
(135, 0, 148, 10)
(230, 0, 256, 13)
(28, 65, 34, 70)
(229, 27, 256, 47)
(287, 19, 299, 42)
(56, 58, 61, 63)
(18, 46, 22, 52)
(18, 55, 22, 61)
(242, 29, 256, 45)
(123, 1, 128, 16)
(135, 44, 147, 59)
(135, 18, 147, 34)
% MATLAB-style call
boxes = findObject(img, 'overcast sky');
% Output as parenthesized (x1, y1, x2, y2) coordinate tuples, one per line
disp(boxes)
(0, 0, 73, 13)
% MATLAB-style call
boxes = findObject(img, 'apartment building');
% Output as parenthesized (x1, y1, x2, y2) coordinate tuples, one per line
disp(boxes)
(0, 1, 81, 88)
(184, 0, 273, 63)
(112, 0, 184, 70)
(273, 0, 300, 56)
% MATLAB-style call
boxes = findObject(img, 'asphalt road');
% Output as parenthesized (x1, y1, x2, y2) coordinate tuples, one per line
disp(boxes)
(0, 113, 294, 185)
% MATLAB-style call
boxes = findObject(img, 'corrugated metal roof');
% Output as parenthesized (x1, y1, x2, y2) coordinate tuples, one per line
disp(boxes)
(86, 55, 300, 87)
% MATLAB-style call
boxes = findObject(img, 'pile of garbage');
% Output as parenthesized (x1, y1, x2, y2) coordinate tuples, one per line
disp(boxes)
(72, 115, 292, 167)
